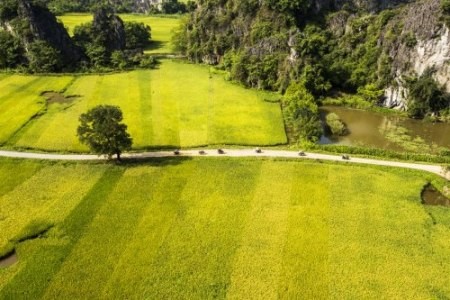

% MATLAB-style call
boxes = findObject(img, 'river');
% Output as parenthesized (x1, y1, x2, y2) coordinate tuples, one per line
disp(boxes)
(319, 106, 450, 153)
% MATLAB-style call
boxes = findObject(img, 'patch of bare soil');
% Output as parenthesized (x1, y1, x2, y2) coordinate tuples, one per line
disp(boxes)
(42, 91, 78, 104)
(422, 183, 450, 207)
(0, 251, 18, 268)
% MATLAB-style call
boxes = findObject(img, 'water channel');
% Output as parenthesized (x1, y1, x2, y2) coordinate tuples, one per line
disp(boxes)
(319, 106, 450, 153)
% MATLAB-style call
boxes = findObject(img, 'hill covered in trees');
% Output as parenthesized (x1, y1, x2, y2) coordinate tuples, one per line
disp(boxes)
(0, 0, 154, 72)
(174, 0, 450, 120)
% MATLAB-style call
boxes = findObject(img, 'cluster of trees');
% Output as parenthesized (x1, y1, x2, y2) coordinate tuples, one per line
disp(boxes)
(325, 113, 347, 136)
(73, 7, 155, 70)
(406, 70, 450, 119)
(0, 1, 155, 72)
(158, 0, 197, 14)
(282, 81, 323, 145)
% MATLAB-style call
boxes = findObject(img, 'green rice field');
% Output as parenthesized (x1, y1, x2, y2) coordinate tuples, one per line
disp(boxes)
(0, 157, 449, 298)
(58, 14, 181, 54)
(1, 60, 286, 151)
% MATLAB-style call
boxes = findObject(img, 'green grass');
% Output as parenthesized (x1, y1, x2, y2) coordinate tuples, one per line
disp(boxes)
(1, 157, 449, 298)
(58, 13, 181, 54)
(7, 60, 286, 151)
(0, 75, 73, 145)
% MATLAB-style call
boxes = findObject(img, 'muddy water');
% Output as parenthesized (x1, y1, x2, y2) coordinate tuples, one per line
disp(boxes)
(319, 106, 450, 151)
(422, 184, 450, 207)
(0, 252, 18, 268)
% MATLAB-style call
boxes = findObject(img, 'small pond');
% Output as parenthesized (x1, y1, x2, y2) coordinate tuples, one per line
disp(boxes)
(0, 251, 18, 268)
(319, 106, 450, 153)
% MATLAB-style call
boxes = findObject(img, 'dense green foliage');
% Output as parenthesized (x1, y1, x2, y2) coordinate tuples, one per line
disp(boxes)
(282, 81, 322, 143)
(176, 0, 449, 119)
(406, 69, 450, 119)
(77, 105, 133, 160)
(27, 40, 63, 73)
(0, 2, 154, 72)
(1, 158, 449, 298)
(71, 7, 154, 70)
(441, 0, 450, 27)
(175, 1, 396, 93)
(325, 112, 347, 136)
(0, 32, 24, 69)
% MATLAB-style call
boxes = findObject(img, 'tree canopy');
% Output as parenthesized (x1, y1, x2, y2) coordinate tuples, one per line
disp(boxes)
(77, 105, 132, 160)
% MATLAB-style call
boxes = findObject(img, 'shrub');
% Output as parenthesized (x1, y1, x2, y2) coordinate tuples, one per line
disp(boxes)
(325, 113, 347, 135)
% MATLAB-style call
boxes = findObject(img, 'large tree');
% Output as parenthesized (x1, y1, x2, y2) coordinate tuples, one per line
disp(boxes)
(77, 105, 132, 160)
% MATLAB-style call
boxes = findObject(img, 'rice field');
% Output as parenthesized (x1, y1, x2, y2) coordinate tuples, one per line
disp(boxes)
(0, 75, 73, 145)
(58, 14, 181, 54)
(0, 157, 449, 299)
(2, 60, 286, 151)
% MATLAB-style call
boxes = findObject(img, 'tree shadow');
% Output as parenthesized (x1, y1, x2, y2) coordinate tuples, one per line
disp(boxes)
(145, 40, 166, 52)
(118, 156, 192, 167)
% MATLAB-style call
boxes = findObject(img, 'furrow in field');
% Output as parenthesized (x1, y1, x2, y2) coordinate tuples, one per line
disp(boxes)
(226, 162, 292, 300)
(42, 166, 161, 299)
(278, 163, 331, 299)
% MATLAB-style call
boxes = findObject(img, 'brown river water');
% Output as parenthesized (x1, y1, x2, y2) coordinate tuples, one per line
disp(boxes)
(319, 106, 450, 152)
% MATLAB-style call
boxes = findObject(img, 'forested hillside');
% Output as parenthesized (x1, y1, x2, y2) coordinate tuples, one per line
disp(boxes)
(0, 0, 154, 72)
(174, 0, 450, 120)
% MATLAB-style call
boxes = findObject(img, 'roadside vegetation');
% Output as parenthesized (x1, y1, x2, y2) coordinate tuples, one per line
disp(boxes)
(0, 157, 449, 298)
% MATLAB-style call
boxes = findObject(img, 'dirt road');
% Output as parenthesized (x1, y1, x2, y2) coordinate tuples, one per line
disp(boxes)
(0, 149, 448, 179)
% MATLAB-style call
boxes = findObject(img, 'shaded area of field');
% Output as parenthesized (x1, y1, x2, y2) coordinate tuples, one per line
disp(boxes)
(58, 14, 181, 54)
(6, 60, 286, 151)
(0, 158, 449, 298)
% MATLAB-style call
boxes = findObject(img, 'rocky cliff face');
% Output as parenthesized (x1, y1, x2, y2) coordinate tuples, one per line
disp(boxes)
(92, 8, 127, 51)
(381, 0, 450, 109)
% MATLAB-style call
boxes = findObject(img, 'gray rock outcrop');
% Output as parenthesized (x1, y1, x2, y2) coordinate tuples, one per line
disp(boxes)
(382, 0, 450, 109)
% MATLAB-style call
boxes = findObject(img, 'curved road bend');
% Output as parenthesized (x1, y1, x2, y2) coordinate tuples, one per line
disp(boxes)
(0, 149, 448, 180)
